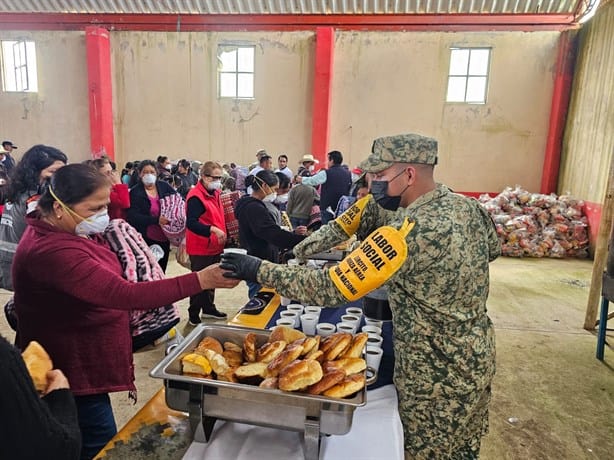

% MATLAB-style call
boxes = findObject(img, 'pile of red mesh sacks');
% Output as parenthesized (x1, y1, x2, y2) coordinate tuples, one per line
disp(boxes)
(478, 186, 589, 258)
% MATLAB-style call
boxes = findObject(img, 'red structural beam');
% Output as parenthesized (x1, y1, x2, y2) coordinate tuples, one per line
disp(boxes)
(0, 13, 579, 32)
(311, 27, 334, 164)
(540, 31, 578, 194)
(85, 26, 115, 160)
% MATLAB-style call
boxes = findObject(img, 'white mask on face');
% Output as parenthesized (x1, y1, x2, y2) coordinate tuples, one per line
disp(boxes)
(75, 209, 110, 236)
(263, 193, 277, 203)
(142, 173, 156, 186)
(206, 180, 222, 191)
(165, 164, 172, 171)
(308, 165, 315, 172)
(275, 193, 288, 204)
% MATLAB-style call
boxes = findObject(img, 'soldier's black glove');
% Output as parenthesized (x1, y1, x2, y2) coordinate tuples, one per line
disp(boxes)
(220, 252, 262, 282)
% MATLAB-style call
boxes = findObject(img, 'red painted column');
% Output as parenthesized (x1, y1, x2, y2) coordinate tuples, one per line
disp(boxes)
(540, 31, 577, 194)
(311, 27, 334, 164)
(85, 26, 115, 160)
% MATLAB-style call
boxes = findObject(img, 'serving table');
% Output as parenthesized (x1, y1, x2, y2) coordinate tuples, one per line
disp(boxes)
(96, 290, 402, 460)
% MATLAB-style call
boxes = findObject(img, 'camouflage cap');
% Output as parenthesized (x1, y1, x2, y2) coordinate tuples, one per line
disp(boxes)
(358, 133, 438, 173)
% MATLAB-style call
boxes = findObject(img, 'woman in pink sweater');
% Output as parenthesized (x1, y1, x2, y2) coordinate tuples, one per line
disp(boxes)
(12, 163, 238, 460)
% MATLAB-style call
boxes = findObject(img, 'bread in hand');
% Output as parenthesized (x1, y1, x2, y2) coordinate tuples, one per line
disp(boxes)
(22, 341, 53, 393)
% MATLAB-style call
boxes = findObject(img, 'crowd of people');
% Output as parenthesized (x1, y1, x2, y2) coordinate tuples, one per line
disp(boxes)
(0, 135, 500, 460)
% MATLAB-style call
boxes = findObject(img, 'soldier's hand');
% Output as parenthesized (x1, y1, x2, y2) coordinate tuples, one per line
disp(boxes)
(220, 252, 263, 282)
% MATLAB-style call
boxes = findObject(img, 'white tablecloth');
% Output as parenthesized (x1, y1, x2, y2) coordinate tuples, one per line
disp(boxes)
(182, 384, 404, 460)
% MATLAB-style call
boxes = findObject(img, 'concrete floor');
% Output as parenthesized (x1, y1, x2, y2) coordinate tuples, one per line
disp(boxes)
(1, 256, 612, 459)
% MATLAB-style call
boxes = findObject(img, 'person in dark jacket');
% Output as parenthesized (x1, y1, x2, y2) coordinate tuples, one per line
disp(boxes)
(127, 160, 177, 272)
(235, 170, 307, 298)
(295, 150, 351, 225)
(0, 335, 81, 460)
(173, 159, 196, 199)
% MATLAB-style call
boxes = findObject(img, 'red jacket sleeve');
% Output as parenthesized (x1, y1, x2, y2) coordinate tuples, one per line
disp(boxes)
(110, 184, 130, 210)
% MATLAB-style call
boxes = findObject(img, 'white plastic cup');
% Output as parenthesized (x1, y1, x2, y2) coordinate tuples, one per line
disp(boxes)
(280, 310, 299, 328)
(300, 313, 318, 335)
(223, 248, 248, 255)
(364, 318, 383, 329)
(316, 323, 336, 337)
(362, 325, 382, 336)
(304, 306, 322, 319)
(365, 346, 383, 372)
(336, 322, 355, 335)
(280, 296, 291, 307)
(276, 318, 296, 328)
(340, 314, 361, 333)
(345, 307, 363, 320)
(286, 304, 304, 316)
(366, 333, 383, 349)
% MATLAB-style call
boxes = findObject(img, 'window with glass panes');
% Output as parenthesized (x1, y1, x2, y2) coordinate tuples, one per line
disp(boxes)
(217, 45, 255, 99)
(446, 48, 490, 104)
(1, 40, 38, 92)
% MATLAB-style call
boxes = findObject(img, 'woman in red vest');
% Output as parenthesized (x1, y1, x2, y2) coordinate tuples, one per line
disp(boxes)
(185, 161, 228, 325)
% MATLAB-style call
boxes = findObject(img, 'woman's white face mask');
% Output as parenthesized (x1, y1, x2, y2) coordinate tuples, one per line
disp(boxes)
(74, 209, 110, 236)
(275, 193, 289, 204)
(142, 173, 156, 186)
(263, 193, 277, 203)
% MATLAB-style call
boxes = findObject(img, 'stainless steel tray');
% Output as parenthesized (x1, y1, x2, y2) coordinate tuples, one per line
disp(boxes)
(150, 324, 367, 460)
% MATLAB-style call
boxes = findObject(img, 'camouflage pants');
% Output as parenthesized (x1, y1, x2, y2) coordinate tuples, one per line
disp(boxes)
(400, 384, 490, 459)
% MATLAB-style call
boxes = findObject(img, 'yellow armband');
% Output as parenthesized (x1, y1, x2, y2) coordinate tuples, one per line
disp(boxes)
(329, 218, 415, 301)
(334, 196, 370, 237)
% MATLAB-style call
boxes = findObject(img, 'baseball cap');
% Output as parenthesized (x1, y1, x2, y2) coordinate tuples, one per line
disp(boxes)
(358, 133, 438, 173)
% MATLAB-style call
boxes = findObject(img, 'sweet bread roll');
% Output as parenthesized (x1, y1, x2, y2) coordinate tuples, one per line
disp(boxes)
(234, 362, 268, 379)
(256, 340, 287, 364)
(323, 373, 366, 398)
(269, 325, 305, 344)
(279, 359, 323, 392)
(259, 377, 279, 389)
(297, 336, 320, 356)
(304, 349, 324, 362)
(196, 336, 224, 355)
(341, 333, 368, 359)
(266, 343, 303, 377)
(222, 350, 243, 368)
(320, 333, 352, 361)
(22, 341, 53, 392)
(243, 333, 257, 363)
(200, 349, 230, 375)
(181, 353, 212, 377)
(307, 369, 346, 395)
(217, 368, 238, 383)
(224, 341, 243, 354)
(324, 357, 367, 375)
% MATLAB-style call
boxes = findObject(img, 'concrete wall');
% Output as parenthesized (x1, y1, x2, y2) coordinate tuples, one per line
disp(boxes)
(111, 31, 314, 170)
(0, 31, 90, 163)
(331, 31, 559, 193)
(0, 28, 560, 195)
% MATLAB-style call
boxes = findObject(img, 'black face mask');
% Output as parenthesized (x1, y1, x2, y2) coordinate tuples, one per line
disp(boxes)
(371, 180, 403, 210)
(370, 169, 409, 211)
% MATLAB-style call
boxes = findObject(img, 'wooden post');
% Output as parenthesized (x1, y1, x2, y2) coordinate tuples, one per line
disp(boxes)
(584, 155, 614, 330)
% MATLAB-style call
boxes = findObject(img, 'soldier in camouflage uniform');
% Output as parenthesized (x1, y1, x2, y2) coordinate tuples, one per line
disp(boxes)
(221, 133, 501, 459)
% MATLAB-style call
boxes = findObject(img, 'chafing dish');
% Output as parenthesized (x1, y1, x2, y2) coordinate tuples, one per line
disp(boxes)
(150, 324, 368, 460)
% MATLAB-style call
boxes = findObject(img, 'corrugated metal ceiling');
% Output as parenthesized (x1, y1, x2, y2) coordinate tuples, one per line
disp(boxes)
(0, 0, 585, 15)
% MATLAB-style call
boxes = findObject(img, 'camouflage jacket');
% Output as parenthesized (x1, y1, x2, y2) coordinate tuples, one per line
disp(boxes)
(258, 183, 500, 396)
